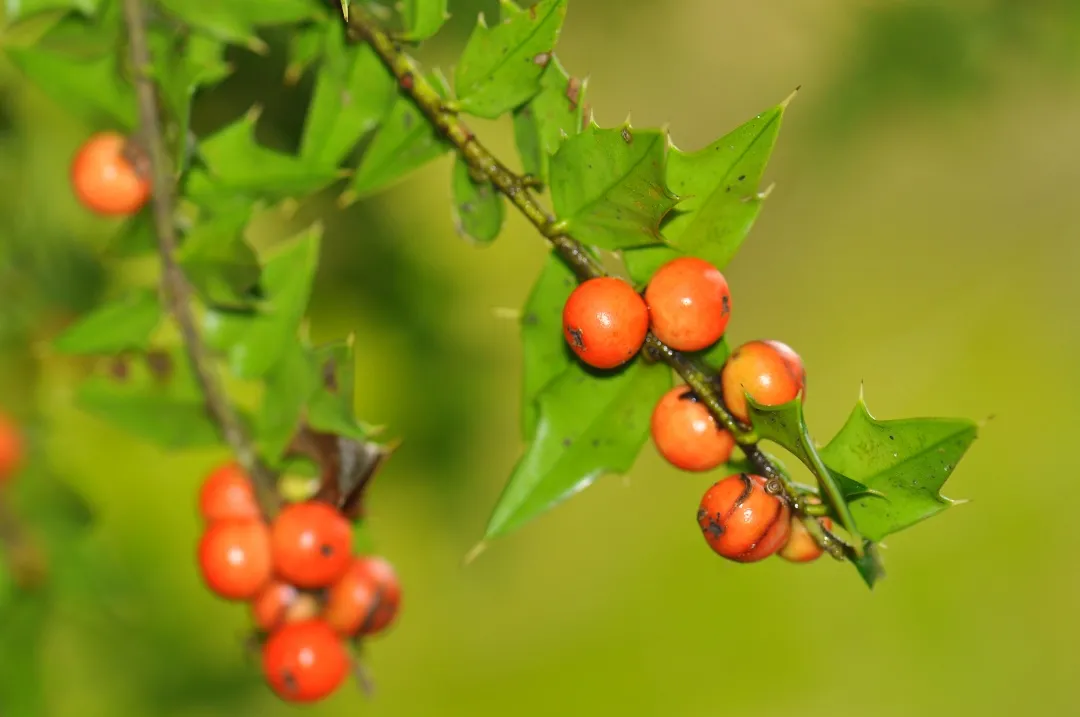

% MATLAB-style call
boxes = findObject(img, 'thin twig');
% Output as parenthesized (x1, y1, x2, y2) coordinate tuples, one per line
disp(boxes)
(120, 0, 280, 517)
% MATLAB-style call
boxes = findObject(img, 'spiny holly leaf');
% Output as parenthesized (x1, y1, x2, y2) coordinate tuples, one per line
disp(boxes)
(451, 156, 504, 244)
(176, 204, 261, 310)
(401, 0, 449, 41)
(52, 289, 162, 355)
(346, 70, 452, 200)
(156, 0, 326, 50)
(203, 224, 322, 379)
(2, 0, 104, 23)
(519, 252, 575, 439)
(285, 23, 326, 82)
(512, 55, 586, 184)
(190, 108, 341, 201)
(300, 21, 396, 168)
(5, 44, 136, 129)
(550, 122, 679, 249)
(486, 359, 672, 540)
(819, 395, 977, 543)
(454, 0, 567, 119)
(258, 342, 317, 463)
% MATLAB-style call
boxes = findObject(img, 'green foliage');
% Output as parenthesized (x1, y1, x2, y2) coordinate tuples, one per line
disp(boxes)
(519, 252, 576, 439)
(401, 0, 449, 41)
(454, 0, 567, 119)
(258, 341, 316, 462)
(176, 205, 261, 310)
(155, 0, 325, 49)
(512, 55, 586, 184)
(550, 123, 679, 249)
(451, 156, 504, 243)
(2, 0, 103, 24)
(52, 289, 162, 355)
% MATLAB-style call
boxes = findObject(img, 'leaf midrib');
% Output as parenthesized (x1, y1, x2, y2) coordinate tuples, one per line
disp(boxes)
(565, 131, 668, 228)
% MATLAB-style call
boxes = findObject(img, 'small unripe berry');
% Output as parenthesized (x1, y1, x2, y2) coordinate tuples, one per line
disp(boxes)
(70, 132, 151, 216)
(562, 277, 649, 369)
(644, 257, 732, 351)
(197, 520, 272, 600)
(778, 515, 833, 563)
(0, 412, 24, 483)
(198, 461, 260, 523)
(251, 581, 321, 633)
(262, 620, 348, 703)
(720, 340, 806, 424)
(697, 474, 791, 562)
(650, 387, 735, 472)
(270, 501, 353, 589)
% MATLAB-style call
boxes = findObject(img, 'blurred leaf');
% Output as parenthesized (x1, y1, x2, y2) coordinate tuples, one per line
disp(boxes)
(192, 108, 340, 200)
(156, 0, 325, 48)
(401, 0, 449, 41)
(851, 541, 886, 589)
(52, 289, 162, 355)
(512, 55, 585, 184)
(519, 252, 575, 439)
(347, 70, 452, 198)
(820, 395, 977, 543)
(306, 339, 368, 442)
(486, 359, 671, 539)
(0, 591, 47, 716)
(5, 43, 136, 129)
(108, 211, 157, 256)
(2, 0, 102, 23)
(285, 22, 326, 81)
(454, 0, 566, 119)
(550, 123, 678, 249)
(451, 155, 504, 243)
(258, 342, 316, 462)
(177, 204, 261, 310)
(203, 224, 321, 379)
(300, 21, 395, 168)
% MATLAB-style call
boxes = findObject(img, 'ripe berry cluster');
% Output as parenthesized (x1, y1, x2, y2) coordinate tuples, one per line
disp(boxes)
(561, 258, 830, 565)
(197, 463, 401, 703)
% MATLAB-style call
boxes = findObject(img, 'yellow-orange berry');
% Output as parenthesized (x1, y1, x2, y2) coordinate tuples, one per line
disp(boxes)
(70, 132, 151, 216)
(778, 515, 833, 563)
(697, 473, 791, 562)
(644, 257, 731, 351)
(562, 277, 649, 369)
(650, 386, 735, 472)
(720, 340, 806, 424)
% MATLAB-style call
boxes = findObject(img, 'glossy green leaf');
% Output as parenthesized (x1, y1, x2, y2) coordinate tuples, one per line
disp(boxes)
(306, 339, 369, 442)
(820, 396, 977, 543)
(486, 359, 672, 539)
(454, 0, 567, 119)
(156, 0, 325, 48)
(203, 224, 322, 379)
(258, 342, 316, 462)
(401, 0, 449, 41)
(300, 22, 396, 168)
(512, 55, 586, 183)
(177, 205, 261, 310)
(52, 289, 162, 355)
(621, 244, 680, 285)
(451, 156, 504, 243)
(519, 252, 575, 439)
(550, 123, 678, 249)
(347, 71, 452, 198)
(193, 109, 340, 200)
(5, 44, 136, 128)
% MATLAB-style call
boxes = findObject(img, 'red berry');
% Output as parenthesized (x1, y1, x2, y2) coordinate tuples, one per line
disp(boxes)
(324, 556, 401, 637)
(270, 502, 352, 589)
(70, 132, 151, 216)
(720, 340, 806, 424)
(198, 461, 260, 523)
(0, 412, 24, 483)
(562, 277, 649, 369)
(251, 581, 321, 633)
(697, 474, 791, 562)
(644, 257, 732, 351)
(650, 386, 735, 472)
(778, 515, 832, 563)
(262, 620, 348, 703)
(197, 520, 272, 600)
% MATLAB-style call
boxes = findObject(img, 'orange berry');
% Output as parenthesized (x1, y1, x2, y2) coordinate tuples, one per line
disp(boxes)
(778, 515, 833, 563)
(644, 257, 732, 351)
(269, 502, 352, 589)
(562, 277, 649, 369)
(324, 556, 401, 637)
(0, 412, 24, 482)
(262, 620, 348, 703)
(70, 132, 151, 216)
(720, 340, 806, 424)
(251, 581, 321, 633)
(197, 520, 272, 600)
(650, 386, 735, 472)
(697, 474, 791, 562)
(198, 461, 260, 523)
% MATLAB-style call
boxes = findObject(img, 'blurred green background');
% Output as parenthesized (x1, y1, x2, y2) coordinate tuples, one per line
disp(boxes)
(2, 0, 1079, 715)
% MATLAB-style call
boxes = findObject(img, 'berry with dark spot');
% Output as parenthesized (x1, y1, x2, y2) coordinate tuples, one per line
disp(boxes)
(650, 387, 735, 472)
(696, 474, 791, 562)
(562, 277, 649, 369)
(0, 411, 24, 483)
(720, 340, 806, 424)
(198, 461, 260, 523)
(262, 620, 348, 703)
(197, 520, 272, 600)
(644, 257, 731, 352)
(270, 501, 352, 589)
(778, 514, 832, 563)
(251, 581, 321, 633)
(323, 555, 401, 636)
(70, 132, 151, 216)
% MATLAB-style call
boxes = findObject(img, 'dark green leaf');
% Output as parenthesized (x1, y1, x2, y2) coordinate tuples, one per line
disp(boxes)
(451, 156, 504, 243)
(2, 0, 103, 23)
(401, 0, 449, 41)
(519, 252, 575, 439)
(156, 0, 325, 49)
(550, 122, 679, 249)
(851, 541, 886, 589)
(177, 204, 261, 310)
(819, 395, 977, 543)
(300, 22, 396, 168)
(454, 0, 567, 119)
(621, 244, 680, 286)
(511, 55, 585, 184)
(347, 70, 452, 199)
(285, 23, 326, 82)
(52, 289, 161, 355)
(258, 342, 316, 462)
(203, 224, 322, 379)
(5, 44, 136, 128)
(486, 359, 672, 539)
